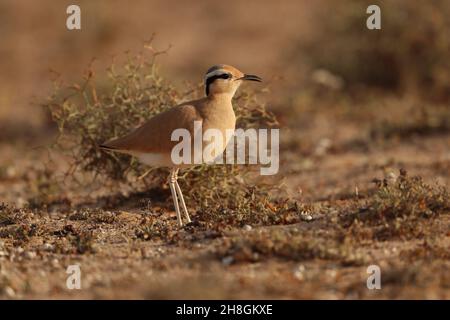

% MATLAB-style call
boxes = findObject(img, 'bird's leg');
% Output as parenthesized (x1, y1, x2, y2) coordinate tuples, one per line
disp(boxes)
(173, 168, 191, 223)
(168, 169, 183, 227)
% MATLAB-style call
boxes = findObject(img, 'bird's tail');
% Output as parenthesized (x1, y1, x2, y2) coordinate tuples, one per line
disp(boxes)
(99, 143, 131, 155)
(99, 144, 116, 150)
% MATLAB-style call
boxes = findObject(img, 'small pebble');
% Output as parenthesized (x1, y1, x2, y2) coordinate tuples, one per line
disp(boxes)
(222, 256, 234, 266)
(243, 225, 252, 231)
(4, 286, 15, 298)
(326, 270, 337, 278)
(41, 243, 55, 252)
(6, 166, 16, 178)
(51, 259, 59, 267)
(300, 211, 313, 221)
(25, 251, 36, 259)
(386, 172, 397, 184)
(294, 264, 306, 281)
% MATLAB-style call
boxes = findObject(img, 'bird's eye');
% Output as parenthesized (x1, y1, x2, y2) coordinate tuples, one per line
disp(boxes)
(221, 73, 231, 80)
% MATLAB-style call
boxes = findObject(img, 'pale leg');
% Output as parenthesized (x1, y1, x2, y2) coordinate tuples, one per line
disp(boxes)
(168, 169, 183, 227)
(173, 169, 191, 223)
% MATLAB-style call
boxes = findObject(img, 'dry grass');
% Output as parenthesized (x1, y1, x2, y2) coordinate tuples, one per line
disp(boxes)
(43, 42, 284, 218)
(342, 169, 449, 241)
(217, 227, 369, 266)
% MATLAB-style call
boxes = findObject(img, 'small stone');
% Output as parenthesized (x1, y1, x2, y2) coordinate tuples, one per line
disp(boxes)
(4, 286, 15, 298)
(314, 138, 332, 156)
(300, 211, 313, 221)
(222, 256, 234, 266)
(326, 269, 337, 278)
(41, 243, 55, 252)
(5, 166, 17, 179)
(243, 225, 252, 231)
(25, 251, 36, 259)
(386, 172, 397, 185)
(294, 264, 306, 281)
(311, 69, 344, 90)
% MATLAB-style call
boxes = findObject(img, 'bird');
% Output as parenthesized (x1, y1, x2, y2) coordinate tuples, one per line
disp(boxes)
(99, 64, 262, 227)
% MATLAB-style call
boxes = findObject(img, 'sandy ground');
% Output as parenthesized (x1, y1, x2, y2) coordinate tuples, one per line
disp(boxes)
(0, 133, 448, 299)
(0, 1, 449, 299)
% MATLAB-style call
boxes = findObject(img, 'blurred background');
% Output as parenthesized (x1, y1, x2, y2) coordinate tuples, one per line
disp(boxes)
(1, 0, 448, 122)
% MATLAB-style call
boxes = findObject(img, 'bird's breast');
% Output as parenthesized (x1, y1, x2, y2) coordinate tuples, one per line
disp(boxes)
(200, 106, 236, 163)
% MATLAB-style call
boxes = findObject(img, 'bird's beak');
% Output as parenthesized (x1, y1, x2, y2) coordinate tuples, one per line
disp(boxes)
(236, 74, 262, 82)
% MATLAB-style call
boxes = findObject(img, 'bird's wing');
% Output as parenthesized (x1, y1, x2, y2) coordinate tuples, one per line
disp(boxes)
(101, 100, 204, 154)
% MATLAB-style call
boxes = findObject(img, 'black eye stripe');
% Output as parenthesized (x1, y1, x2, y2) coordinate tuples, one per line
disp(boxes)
(207, 73, 231, 82)
(205, 73, 231, 95)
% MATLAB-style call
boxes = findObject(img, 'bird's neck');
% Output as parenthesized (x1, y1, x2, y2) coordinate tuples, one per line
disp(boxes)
(202, 93, 235, 119)
(207, 92, 235, 104)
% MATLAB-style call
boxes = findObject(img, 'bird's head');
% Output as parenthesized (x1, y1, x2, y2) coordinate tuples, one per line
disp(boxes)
(204, 64, 262, 98)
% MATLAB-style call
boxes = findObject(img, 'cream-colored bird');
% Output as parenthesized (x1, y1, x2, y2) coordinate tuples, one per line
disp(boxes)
(100, 65, 262, 227)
